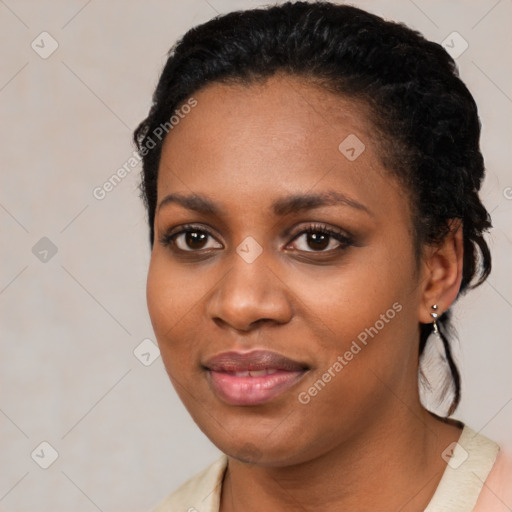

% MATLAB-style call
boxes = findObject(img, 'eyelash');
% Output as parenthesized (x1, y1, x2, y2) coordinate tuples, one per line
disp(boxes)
(159, 222, 353, 255)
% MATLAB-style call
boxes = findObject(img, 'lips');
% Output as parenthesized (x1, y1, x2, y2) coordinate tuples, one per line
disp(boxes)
(203, 350, 309, 406)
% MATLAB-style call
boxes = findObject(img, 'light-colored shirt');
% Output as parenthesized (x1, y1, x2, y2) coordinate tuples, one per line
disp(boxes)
(152, 425, 512, 511)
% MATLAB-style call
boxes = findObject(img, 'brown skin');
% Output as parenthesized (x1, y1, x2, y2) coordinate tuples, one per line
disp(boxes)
(147, 74, 464, 511)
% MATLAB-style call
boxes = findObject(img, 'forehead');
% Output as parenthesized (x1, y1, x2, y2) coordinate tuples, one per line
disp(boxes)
(156, 74, 405, 221)
(161, 74, 374, 162)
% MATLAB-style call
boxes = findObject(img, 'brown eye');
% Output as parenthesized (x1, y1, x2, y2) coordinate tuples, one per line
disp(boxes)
(183, 230, 208, 250)
(305, 232, 330, 251)
(289, 225, 352, 253)
(160, 225, 223, 252)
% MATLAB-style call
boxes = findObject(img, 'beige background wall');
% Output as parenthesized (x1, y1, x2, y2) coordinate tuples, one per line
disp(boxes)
(1, 1, 510, 510)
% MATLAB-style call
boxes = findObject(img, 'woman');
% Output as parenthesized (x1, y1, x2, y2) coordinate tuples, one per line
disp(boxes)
(134, 2, 511, 510)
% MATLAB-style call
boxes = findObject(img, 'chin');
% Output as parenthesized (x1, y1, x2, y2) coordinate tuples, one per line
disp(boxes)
(205, 422, 315, 467)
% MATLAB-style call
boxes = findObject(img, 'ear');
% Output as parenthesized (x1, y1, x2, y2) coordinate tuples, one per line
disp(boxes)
(418, 220, 464, 324)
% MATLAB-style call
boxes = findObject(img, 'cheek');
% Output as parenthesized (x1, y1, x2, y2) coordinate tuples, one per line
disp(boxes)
(146, 257, 173, 338)
(293, 248, 409, 338)
(146, 250, 206, 330)
(146, 254, 198, 367)
(290, 244, 418, 394)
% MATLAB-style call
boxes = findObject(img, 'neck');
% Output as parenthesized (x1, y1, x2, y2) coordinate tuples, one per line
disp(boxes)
(220, 405, 463, 512)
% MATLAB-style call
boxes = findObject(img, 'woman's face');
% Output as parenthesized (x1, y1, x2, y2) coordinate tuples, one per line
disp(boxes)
(147, 74, 428, 466)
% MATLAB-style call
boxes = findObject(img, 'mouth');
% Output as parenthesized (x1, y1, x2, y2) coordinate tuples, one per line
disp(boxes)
(203, 350, 310, 406)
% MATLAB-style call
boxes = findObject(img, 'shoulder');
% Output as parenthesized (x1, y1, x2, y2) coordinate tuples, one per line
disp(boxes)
(151, 455, 228, 512)
(473, 441, 512, 512)
(425, 424, 510, 511)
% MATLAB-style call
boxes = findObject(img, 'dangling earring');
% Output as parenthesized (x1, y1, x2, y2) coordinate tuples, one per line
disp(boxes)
(430, 304, 439, 334)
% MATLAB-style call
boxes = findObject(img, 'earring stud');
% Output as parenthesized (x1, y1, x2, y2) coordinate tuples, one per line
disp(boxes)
(430, 304, 439, 334)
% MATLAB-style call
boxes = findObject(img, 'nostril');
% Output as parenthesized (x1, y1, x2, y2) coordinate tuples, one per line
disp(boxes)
(250, 318, 273, 327)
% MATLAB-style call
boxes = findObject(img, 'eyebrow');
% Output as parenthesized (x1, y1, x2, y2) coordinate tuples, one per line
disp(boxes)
(157, 190, 372, 217)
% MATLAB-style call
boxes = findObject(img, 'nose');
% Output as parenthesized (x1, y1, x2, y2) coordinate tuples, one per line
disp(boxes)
(205, 252, 293, 332)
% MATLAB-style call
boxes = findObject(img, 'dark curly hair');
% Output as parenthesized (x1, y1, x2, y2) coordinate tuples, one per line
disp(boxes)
(134, 1, 492, 416)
